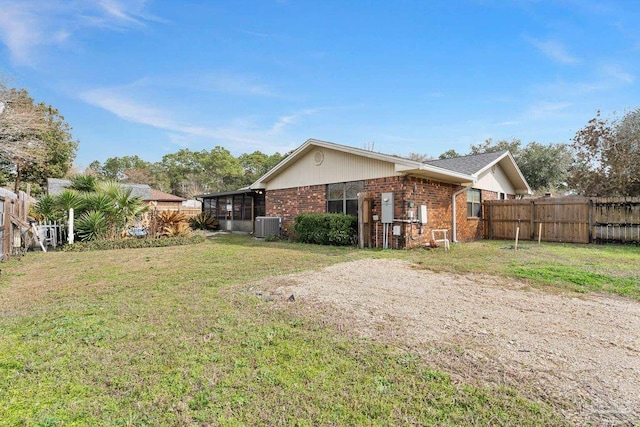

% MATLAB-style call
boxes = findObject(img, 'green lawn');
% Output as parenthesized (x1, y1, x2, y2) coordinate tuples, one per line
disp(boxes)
(2, 235, 637, 426)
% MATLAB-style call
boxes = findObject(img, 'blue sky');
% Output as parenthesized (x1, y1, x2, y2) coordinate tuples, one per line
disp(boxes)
(1, 1, 638, 169)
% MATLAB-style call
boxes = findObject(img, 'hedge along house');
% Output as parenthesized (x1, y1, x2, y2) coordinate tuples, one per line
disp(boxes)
(202, 139, 531, 247)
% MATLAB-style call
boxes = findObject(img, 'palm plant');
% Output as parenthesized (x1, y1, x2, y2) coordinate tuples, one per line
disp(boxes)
(31, 194, 58, 222)
(75, 210, 108, 241)
(69, 175, 97, 192)
(54, 189, 83, 221)
(80, 192, 115, 213)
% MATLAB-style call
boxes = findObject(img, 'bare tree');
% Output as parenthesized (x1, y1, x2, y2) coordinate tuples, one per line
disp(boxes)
(0, 83, 48, 191)
(568, 109, 640, 196)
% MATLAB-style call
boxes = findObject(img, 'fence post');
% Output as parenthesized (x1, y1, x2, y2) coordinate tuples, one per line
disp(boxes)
(588, 198, 593, 243)
(530, 200, 535, 240)
(487, 201, 493, 240)
(3, 198, 11, 260)
(68, 208, 74, 244)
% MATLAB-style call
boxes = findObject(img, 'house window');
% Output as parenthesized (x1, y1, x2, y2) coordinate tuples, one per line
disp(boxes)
(327, 181, 364, 216)
(500, 192, 506, 200)
(467, 189, 482, 217)
(254, 193, 265, 217)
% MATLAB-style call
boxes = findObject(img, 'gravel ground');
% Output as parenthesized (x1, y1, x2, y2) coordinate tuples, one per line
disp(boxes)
(255, 258, 640, 426)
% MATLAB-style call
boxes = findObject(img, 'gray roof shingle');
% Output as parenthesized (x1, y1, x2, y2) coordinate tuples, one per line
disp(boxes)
(47, 178, 153, 199)
(424, 151, 508, 175)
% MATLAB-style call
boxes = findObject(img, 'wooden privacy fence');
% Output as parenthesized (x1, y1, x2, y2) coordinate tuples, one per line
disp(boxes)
(152, 207, 201, 219)
(0, 189, 32, 261)
(484, 197, 640, 244)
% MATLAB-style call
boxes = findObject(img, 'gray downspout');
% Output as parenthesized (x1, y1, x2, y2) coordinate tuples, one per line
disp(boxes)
(451, 186, 471, 243)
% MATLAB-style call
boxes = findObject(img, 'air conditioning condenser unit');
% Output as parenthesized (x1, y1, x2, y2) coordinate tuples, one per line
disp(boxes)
(255, 217, 281, 238)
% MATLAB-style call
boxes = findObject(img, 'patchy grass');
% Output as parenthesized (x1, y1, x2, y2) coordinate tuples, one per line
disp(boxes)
(378, 239, 640, 300)
(0, 235, 566, 426)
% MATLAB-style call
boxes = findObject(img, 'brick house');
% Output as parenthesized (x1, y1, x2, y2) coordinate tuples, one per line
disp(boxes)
(200, 139, 531, 248)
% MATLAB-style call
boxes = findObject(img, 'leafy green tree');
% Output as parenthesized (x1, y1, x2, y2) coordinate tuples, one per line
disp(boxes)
(235, 151, 286, 187)
(88, 155, 149, 180)
(438, 149, 461, 159)
(469, 138, 522, 156)
(517, 142, 571, 194)
(469, 138, 570, 194)
(161, 147, 243, 198)
(568, 109, 640, 196)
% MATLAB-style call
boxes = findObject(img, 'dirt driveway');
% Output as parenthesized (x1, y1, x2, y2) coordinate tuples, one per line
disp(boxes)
(257, 258, 640, 426)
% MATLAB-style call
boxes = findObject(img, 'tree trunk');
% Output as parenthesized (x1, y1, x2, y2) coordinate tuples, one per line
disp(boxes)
(13, 163, 22, 193)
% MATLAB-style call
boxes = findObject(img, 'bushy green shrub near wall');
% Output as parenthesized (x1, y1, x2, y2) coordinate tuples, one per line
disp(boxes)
(294, 213, 357, 246)
(62, 234, 205, 251)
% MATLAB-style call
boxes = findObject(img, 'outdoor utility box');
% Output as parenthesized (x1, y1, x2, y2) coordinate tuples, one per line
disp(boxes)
(381, 192, 394, 224)
(254, 217, 281, 238)
(418, 205, 428, 224)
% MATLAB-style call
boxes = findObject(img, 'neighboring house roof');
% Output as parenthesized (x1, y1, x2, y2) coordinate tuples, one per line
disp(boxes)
(125, 184, 154, 199)
(146, 189, 186, 202)
(249, 138, 531, 194)
(46, 178, 73, 196)
(46, 178, 154, 199)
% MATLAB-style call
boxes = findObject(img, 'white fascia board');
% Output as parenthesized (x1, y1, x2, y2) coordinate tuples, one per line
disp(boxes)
(474, 151, 509, 176)
(396, 163, 475, 183)
(475, 151, 532, 195)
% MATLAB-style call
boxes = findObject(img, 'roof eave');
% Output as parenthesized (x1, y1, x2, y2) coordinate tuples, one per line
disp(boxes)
(397, 164, 476, 184)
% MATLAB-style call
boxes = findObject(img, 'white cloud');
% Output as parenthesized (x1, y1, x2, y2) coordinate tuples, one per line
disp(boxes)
(80, 87, 179, 131)
(79, 84, 303, 152)
(600, 64, 635, 84)
(525, 101, 573, 120)
(0, 3, 42, 66)
(270, 108, 320, 133)
(201, 74, 278, 97)
(97, 0, 145, 26)
(0, 0, 162, 66)
(528, 37, 579, 64)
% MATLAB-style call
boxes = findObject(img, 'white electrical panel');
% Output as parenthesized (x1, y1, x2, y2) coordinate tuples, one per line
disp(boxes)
(418, 205, 428, 224)
(392, 225, 401, 236)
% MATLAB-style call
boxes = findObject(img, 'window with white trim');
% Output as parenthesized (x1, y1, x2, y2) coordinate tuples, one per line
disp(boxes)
(327, 181, 364, 216)
(467, 189, 482, 217)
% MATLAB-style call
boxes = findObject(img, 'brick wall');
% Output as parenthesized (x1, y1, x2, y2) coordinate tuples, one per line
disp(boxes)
(362, 176, 464, 248)
(264, 178, 500, 247)
(265, 185, 326, 236)
(453, 189, 500, 242)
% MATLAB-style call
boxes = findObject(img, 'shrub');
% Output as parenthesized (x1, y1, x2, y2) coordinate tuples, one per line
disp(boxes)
(189, 212, 219, 230)
(154, 211, 191, 237)
(62, 234, 205, 252)
(293, 213, 357, 246)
